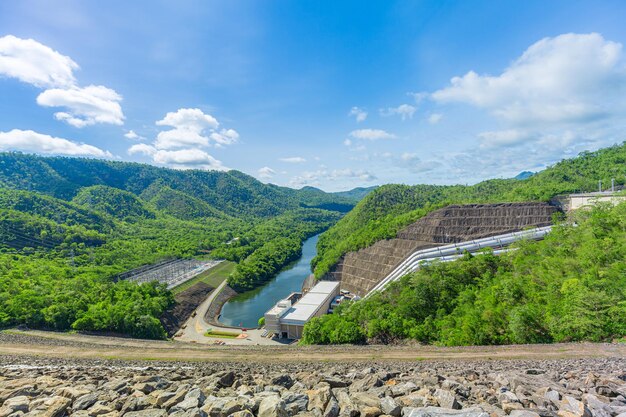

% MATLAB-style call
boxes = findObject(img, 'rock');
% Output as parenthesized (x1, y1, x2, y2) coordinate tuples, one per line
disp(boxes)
(391, 383, 419, 398)
(322, 377, 350, 389)
(434, 389, 461, 410)
(217, 372, 236, 388)
(324, 397, 340, 417)
(123, 410, 168, 417)
(163, 389, 188, 410)
(401, 406, 490, 417)
(582, 394, 612, 417)
(282, 392, 309, 415)
(34, 396, 71, 417)
(229, 411, 255, 417)
(155, 391, 176, 406)
(308, 386, 332, 412)
(55, 386, 91, 400)
(271, 375, 294, 389)
(352, 392, 381, 409)
(87, 402, 116, 416)
(258, 396, 288, 417)
(557, 396, 592, 417)
(333, 389, 359, 417)
(74, 392, 99, 410)
(0, 396, 29, 416)
(509, 411, 541, 417)
(380, 397, 402, 417)
(350, 375, 383, 393)
(360, 406, 382, 417)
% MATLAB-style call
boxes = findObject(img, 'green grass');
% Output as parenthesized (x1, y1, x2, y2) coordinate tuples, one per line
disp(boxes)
(171, 261, 236, 295)
(204, 328, 240, 338)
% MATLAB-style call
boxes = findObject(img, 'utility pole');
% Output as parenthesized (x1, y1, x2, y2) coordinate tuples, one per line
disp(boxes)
(612, 178, 615, 192)
(598, 180, 602, 192)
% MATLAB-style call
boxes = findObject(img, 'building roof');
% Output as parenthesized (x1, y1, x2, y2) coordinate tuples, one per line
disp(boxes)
(280, 280, 340, 325)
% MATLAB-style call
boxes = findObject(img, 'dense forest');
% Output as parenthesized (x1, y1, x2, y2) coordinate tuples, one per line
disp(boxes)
(0, 152, 356, 339)
(302, 202, 626, 345)
(313, 143, 626, 278)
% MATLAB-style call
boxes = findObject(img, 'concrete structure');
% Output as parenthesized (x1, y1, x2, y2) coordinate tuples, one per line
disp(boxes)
(264, 281, 340, 340)
(568, 192, 626, 211)
(328, 203, 559, 297)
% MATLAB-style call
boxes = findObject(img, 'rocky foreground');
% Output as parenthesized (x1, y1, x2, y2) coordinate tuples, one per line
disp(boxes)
(0, 355, 625, 417)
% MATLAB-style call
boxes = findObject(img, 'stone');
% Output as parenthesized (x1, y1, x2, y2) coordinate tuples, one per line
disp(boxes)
(258, 396, 288, 417)
(434, 389, 461, 410)
(163, 389, 188, 410)
(229, 411, 255, 417)
(74, 392, 99, 410)
(502, 402, 525, 414)
(87, 402, 116, 416)
(380, 397, 402, 417)
(308, 386, 332, 412)
(39, 396, 71, 417)
(155, 391, 176, 406)
(333, 389, 359, 417)
(509, 411, 541, 417)
(360, 406, 382, 417)
(0, 396, 29, 416)
(352, 392, 381, 409)
(401, 406, 490, 417)
(322, 377, 350, 389)
(271, 375, 294, 389)
(350, 375, 383, 393)
(123, 410, 168, 417)
(582, 394, 612, 417)
(133, 383, 156, 394)
(324, 397, 340, 417)
(55, 386, 91, 401)
(282, 392, 309, 414)
(217, 372, 236, 388)
(557, 396, 592, 417)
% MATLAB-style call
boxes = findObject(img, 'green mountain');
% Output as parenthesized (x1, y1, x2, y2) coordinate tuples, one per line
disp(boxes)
(313, 143, 626, 278)
(0, 152, 356, 339)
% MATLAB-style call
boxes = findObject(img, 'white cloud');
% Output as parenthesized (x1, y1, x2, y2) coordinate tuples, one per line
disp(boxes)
(279, 156, 306, 163)
(128, 143, 157, 156)
(428, 113, 443, 124)
(0, 129, 111, 157)
(349, 129, 396, 140)
(210, 128, 239, 147)
(37, 85, 124, 127)
(478, 129, 535, 149)
(349, 107, 368, 122)
(152, 148, 226, 171)
(124, 130, 144, 140)
(0, 35, 125, 128)
(154, 108, 233, 149)
(398, 152, 442, 173)
(289, 168, 377, 188)
(0, 35, 78, 88)
(432, 33, 626, 126)
(257, 166, 276, 180)
(156, 108, 219, 131)
(129, 108, 236, 171)
(408, 92, 428, 103)
(343, 139, 352, 146)
(380, 104, 416, 120)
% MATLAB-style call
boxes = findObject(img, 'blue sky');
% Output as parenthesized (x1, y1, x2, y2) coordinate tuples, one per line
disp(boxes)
(2, 1, 626, 191)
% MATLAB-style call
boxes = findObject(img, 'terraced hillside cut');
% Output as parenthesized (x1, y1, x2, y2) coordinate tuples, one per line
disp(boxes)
(328, 202, 559, 296)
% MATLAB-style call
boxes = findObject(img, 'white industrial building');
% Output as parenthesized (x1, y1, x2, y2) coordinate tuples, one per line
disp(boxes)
(264, 281, 340, 339)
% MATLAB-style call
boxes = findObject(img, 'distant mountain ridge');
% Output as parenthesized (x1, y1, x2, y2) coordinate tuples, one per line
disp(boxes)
(0, 152, 361, 219)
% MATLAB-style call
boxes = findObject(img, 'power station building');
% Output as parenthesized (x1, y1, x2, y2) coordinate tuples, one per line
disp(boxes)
(264, 281, 340, 339)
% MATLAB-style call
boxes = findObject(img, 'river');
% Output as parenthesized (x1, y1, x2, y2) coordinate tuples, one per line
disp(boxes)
(218, 234, 319, 328)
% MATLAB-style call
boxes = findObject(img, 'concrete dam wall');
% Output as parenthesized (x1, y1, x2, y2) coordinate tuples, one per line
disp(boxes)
(328, 202, 559, 297)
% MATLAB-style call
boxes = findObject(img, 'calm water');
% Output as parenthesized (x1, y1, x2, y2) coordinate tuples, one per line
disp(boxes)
(218, 234, 319, 328)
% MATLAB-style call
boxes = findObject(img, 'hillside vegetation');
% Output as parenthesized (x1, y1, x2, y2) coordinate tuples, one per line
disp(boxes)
(0, 152, 355, 339)
(303, 202, 626, 345)
(313, 144, 626, 278)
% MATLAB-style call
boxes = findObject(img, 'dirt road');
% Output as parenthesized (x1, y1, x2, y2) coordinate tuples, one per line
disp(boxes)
(1, 330, 624, 363)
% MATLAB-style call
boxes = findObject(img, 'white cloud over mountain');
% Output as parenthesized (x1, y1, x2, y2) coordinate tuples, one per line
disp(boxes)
(380, 104, 416, 120)
(0, 129, 111, 157)
(279, 156, 306, 163)
(128, 108, 237, 171)
(258, 166, 276, 180)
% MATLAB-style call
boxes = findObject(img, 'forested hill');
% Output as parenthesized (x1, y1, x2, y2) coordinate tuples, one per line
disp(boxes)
(0, 152, 358, 218)
(313, 142, 626, 278)
(0, 152, 368, 339)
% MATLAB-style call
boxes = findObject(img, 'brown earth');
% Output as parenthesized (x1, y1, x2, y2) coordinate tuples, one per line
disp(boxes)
(0, 330, 623, 363)
(329, 203, 559, 296)
(160, 282, 214, 336)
